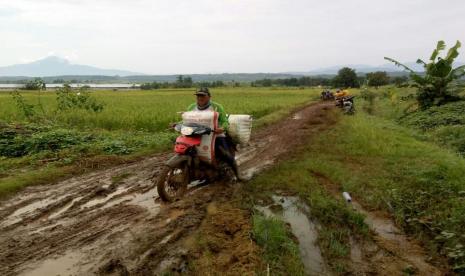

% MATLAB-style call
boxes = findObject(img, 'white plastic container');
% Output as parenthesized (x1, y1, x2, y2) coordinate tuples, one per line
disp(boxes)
(342, 192, 352, 203)
(228, 114, 253, 144)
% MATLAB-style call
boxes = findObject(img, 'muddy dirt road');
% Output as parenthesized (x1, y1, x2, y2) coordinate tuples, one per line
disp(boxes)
(0, 101, 333, 276)
(0, 102, 450, 275)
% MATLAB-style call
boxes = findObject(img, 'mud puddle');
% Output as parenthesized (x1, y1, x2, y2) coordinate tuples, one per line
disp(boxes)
(309, 172, 451, 275)
(1, 195, 68, 227)
(256, 195, 328, 275)
(80, 185, 131, 209)
(127, 187, 160, 214)
(349, 199, 443, 275)
(48, 196, 83, 220)
(293, 113, 303, 120)
(19, 250, 89, 276)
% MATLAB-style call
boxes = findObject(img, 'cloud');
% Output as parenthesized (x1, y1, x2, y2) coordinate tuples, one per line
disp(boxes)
(1, 0, 464, 73)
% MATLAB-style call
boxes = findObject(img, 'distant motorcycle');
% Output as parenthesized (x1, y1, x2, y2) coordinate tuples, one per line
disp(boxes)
(320, 90, 335, 101)
(336, 96, 355, 115)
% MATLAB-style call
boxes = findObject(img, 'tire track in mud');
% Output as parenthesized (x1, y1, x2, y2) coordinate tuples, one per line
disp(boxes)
(0, 101, 334, 276)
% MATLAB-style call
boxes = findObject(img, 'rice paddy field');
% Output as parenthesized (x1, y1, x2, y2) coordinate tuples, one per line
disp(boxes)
(0, 87, 320, 132)
(0, 87, 320, 195)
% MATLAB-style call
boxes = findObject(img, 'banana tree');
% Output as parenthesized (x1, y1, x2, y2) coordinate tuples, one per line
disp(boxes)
(385, 40, 465, 109)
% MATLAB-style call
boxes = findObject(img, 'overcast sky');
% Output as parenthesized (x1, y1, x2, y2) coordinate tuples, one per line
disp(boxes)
(1, 0, 464, 74)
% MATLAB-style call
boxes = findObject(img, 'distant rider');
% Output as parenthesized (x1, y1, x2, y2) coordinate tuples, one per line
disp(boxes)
(335, 88, 349, 99)
(187, 87, 239, 177)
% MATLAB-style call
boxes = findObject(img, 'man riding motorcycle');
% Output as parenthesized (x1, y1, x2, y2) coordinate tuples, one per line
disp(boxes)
(335, 88, 349, 99)
(334, 88, 355, 114)
(186, 87, 239, 178)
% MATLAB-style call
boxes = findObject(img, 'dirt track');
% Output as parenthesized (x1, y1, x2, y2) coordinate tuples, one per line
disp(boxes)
(0, 102, 450, 275)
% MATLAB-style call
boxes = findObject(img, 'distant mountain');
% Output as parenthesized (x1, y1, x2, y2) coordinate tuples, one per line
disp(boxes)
(0, 73, 306, 84)
(0, 56, 141, 77)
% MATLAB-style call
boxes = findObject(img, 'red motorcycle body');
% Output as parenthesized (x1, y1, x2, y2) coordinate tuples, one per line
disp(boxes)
(174, 136, 202, 154)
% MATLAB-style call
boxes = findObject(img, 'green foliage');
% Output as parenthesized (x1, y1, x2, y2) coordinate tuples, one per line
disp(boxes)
(432, 125, 465, 156)
(1, 88, 319, 132)
(366, 71, 390, 87)
(399, 101, 465, 130)
(196, 80, 224, 88)
(9, 91, 36, 119)
(8, 84, 104, 122)
(333, 67, 360, 88)
(360, 89, 376, 114)
(305, 111, 465, 272)
(392, 76, 409, 87)
(385, 40, 465, 109)
(55, 84, 104, 113)
(175, 75, 193, 88)
(140, 82, 160, 90)
(100, 140, 134, 155)
(22, 78, 46, 90)
(252, 214, 305, 275)
(0, 123, 91, 157)
(252, 76, 333, 87)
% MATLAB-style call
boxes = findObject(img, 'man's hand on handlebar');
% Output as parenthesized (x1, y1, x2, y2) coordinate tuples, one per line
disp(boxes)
(214, 128, 224, 134)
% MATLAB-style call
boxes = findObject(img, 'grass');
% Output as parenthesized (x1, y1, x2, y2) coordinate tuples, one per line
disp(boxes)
(245, 111, 368, 273)
(246, 87, 465, 273)
(252, 213, 305, 275)
(0, 87, 320, 197)
(0, 87, 319, 132)
(302, 104, 465, 272)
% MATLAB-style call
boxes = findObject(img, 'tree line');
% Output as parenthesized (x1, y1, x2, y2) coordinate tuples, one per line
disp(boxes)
(140, 75, 226, 90)
(252, 68, 409, 88)
(16, 70, 411, 91)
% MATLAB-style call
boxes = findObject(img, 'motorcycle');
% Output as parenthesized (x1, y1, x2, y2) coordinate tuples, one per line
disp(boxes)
(335, 96, 355, 115)
(156, 122, 237, 202)
(320, 90, 335, 101)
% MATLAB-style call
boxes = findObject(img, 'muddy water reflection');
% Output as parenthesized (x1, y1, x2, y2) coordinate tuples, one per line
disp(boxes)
(256, 195, 328, 276)
(19, 250, 90, 276)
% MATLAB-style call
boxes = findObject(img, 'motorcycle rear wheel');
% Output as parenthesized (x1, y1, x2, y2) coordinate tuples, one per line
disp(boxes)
(156, 164, 189, 202)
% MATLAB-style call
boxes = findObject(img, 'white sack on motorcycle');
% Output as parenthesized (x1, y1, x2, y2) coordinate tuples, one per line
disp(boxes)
(182, 111, 218, 164)
(228, 115, 253, 144)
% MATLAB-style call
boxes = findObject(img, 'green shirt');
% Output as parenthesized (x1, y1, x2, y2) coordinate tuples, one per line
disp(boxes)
(187, 101, 229, 131)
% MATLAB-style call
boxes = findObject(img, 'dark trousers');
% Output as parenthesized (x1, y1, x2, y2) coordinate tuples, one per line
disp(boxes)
(215, 136, 235, 166)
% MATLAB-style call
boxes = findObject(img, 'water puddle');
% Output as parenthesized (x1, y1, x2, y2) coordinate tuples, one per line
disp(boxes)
(30, 221, 63, 235)
(84, 186, 161, 215)
(256, 195, 328, 276)
(127, 187, 160, 215)
(49, 196, 83, 220)
(349, 236, 363, 264)
(160, 233, 173, 244)
(349, 200, 441, 275)
(81, 186, 130, 209)
(351, 201, 406, 246)
(240, 160, 274, 181)
(19, 250, 90, 276)
(1, 195, 67, 227)
(293, 113, 303, 120)
(235, 147, 259, 165)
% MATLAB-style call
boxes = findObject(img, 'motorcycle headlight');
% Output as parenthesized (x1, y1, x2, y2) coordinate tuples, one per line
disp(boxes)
(181, 126, 194, 135)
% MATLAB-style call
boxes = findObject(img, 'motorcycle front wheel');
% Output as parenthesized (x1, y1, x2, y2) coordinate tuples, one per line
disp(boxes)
(156, 163, 189, 202)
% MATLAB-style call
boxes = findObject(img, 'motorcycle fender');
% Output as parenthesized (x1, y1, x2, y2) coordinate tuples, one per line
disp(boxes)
(166, 155, 191, 168)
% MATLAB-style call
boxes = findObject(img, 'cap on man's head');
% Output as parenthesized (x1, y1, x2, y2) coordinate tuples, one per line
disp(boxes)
(194, 87, 211, 96)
